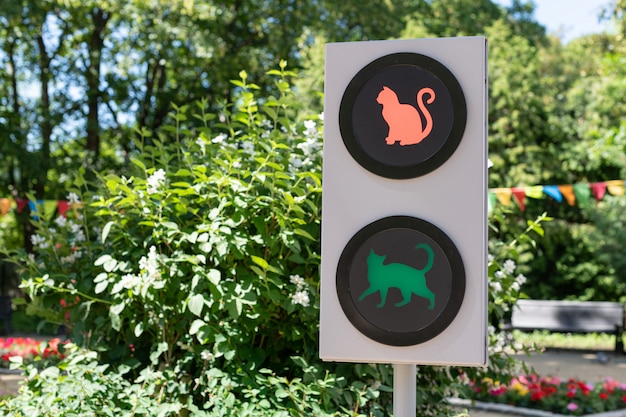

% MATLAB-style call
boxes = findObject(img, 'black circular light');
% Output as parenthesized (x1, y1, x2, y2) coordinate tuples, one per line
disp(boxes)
(336, 216, 465, 346)
(339, 53, 467, 179)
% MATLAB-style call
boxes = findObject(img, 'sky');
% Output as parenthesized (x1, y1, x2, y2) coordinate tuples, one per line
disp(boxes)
(495, 0, 614, 43)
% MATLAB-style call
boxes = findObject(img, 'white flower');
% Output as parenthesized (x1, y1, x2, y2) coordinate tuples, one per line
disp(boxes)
(69, 221, 82, 234)
(201, 350, 214, 361)
(67, 192, 81, 205)
(196, 137, 207, 155)
(318, 112, 324, 121)
(147, 169, 166, 194)
(291, 290, 310, 307)
(60, 254, 74, 264)
(494, 270, 504, 279)
(490, 281, 502, 292)
(121, 274, 139, 290)
(241, 141, 255, 155)
(212, 133, 228, 144)
(70, 229, 86, 244)
(289, 156, 303, 170)
(515, 273, 527, 285)
(502, 259, 516, 275)
(297, 137, 321, 157)
(290, 274, 305, 288)
(54, 216, 67, 228)
(30, 234, 49, 249)
(304, 119, 316, 133)
(139, 246, 161, 283)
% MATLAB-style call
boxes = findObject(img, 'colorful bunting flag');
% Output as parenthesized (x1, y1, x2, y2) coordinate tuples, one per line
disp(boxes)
(543, 185, 562, 202)
(590, 182, 607, 202)
(511, 187, 526, 211)
(485, 179, 626, 213)
(0, 198, 12, 216)
(558, 185, 576, 206)
(57, 201, 70, 217)
(606, 180, 624, 196)
(3, 179, 626, 218)
(573, 183, 591, 208)
(525, 186, 544, 200)
(493, 188, 512, 206)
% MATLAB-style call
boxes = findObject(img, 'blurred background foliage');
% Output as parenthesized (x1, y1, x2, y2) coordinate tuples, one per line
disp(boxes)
(1, 0, 626, 308)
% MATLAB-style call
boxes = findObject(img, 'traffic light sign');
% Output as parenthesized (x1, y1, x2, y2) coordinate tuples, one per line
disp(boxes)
(320, 37, 488, 366)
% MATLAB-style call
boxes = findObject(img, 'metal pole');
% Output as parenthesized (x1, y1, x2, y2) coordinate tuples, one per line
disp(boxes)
(393, 363, 416, 417)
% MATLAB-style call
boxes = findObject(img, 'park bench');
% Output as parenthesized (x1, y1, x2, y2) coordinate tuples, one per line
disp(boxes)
(508, 299, 625, 353)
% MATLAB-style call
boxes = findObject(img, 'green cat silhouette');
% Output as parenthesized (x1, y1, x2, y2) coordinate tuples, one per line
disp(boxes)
(358, 244, 435, 309)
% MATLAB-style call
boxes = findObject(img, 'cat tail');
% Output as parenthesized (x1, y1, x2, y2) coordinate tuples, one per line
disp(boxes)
(415, 243, 434, 272)
(417, 87, 435, 140)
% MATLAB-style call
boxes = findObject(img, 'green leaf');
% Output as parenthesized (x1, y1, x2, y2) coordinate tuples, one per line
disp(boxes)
(110, 302, 125, 315)
(40, 366, 60, 379)
(134, 322, 144, 337)
(250, 255, 268, 269)
(294, 228, 315, 241)
(188, 294, 205, 317)
(94, 280, 109, 294)
(101, 221, 115, 243)
(110, 310, 121, 331)
(150, 342, 169, 365)
(189, 319, 205, 335)
(174, 168, 192, 177)
(207, 269, 221, 285)
(130, 158, 146, 171)
(227, 299, 242, 319)
(161, 221, 179, 230)
(249, 265, 265, 278)
(94, 254, 113, 267)
(93, 272, 108, 283)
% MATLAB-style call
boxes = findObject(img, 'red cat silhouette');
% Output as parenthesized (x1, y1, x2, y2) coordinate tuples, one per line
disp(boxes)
(376, 86, 436, 146)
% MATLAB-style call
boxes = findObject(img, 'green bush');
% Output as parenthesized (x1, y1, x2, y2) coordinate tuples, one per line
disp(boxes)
(1, 64, 541, 416)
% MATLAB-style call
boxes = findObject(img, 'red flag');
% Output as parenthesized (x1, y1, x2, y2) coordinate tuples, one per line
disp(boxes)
(57, 200, 70, 217)
(589, 182, 607, 202)
(511, 187, 526, 211)
(16, 199, 28, 213)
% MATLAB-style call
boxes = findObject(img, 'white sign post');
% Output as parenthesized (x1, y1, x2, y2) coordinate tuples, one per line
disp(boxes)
(320, 37, 488, 415)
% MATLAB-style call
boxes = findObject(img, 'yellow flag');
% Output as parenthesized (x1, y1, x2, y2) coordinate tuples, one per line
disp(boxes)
(606, 180, 624, 196)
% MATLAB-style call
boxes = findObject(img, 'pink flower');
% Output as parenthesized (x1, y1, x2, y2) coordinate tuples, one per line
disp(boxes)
(567, 402, 578, 411)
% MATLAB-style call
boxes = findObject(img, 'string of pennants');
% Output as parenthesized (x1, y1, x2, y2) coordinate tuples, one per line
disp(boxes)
(489, 179, 626, 212)
(1, 179, 625, 218)
(0, 198, 76, 219)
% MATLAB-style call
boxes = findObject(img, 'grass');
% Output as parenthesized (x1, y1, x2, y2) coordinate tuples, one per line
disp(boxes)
(512, 329, 618, 351)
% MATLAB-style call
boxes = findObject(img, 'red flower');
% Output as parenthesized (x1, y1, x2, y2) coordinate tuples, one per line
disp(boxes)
(600, 392, 609, 400)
